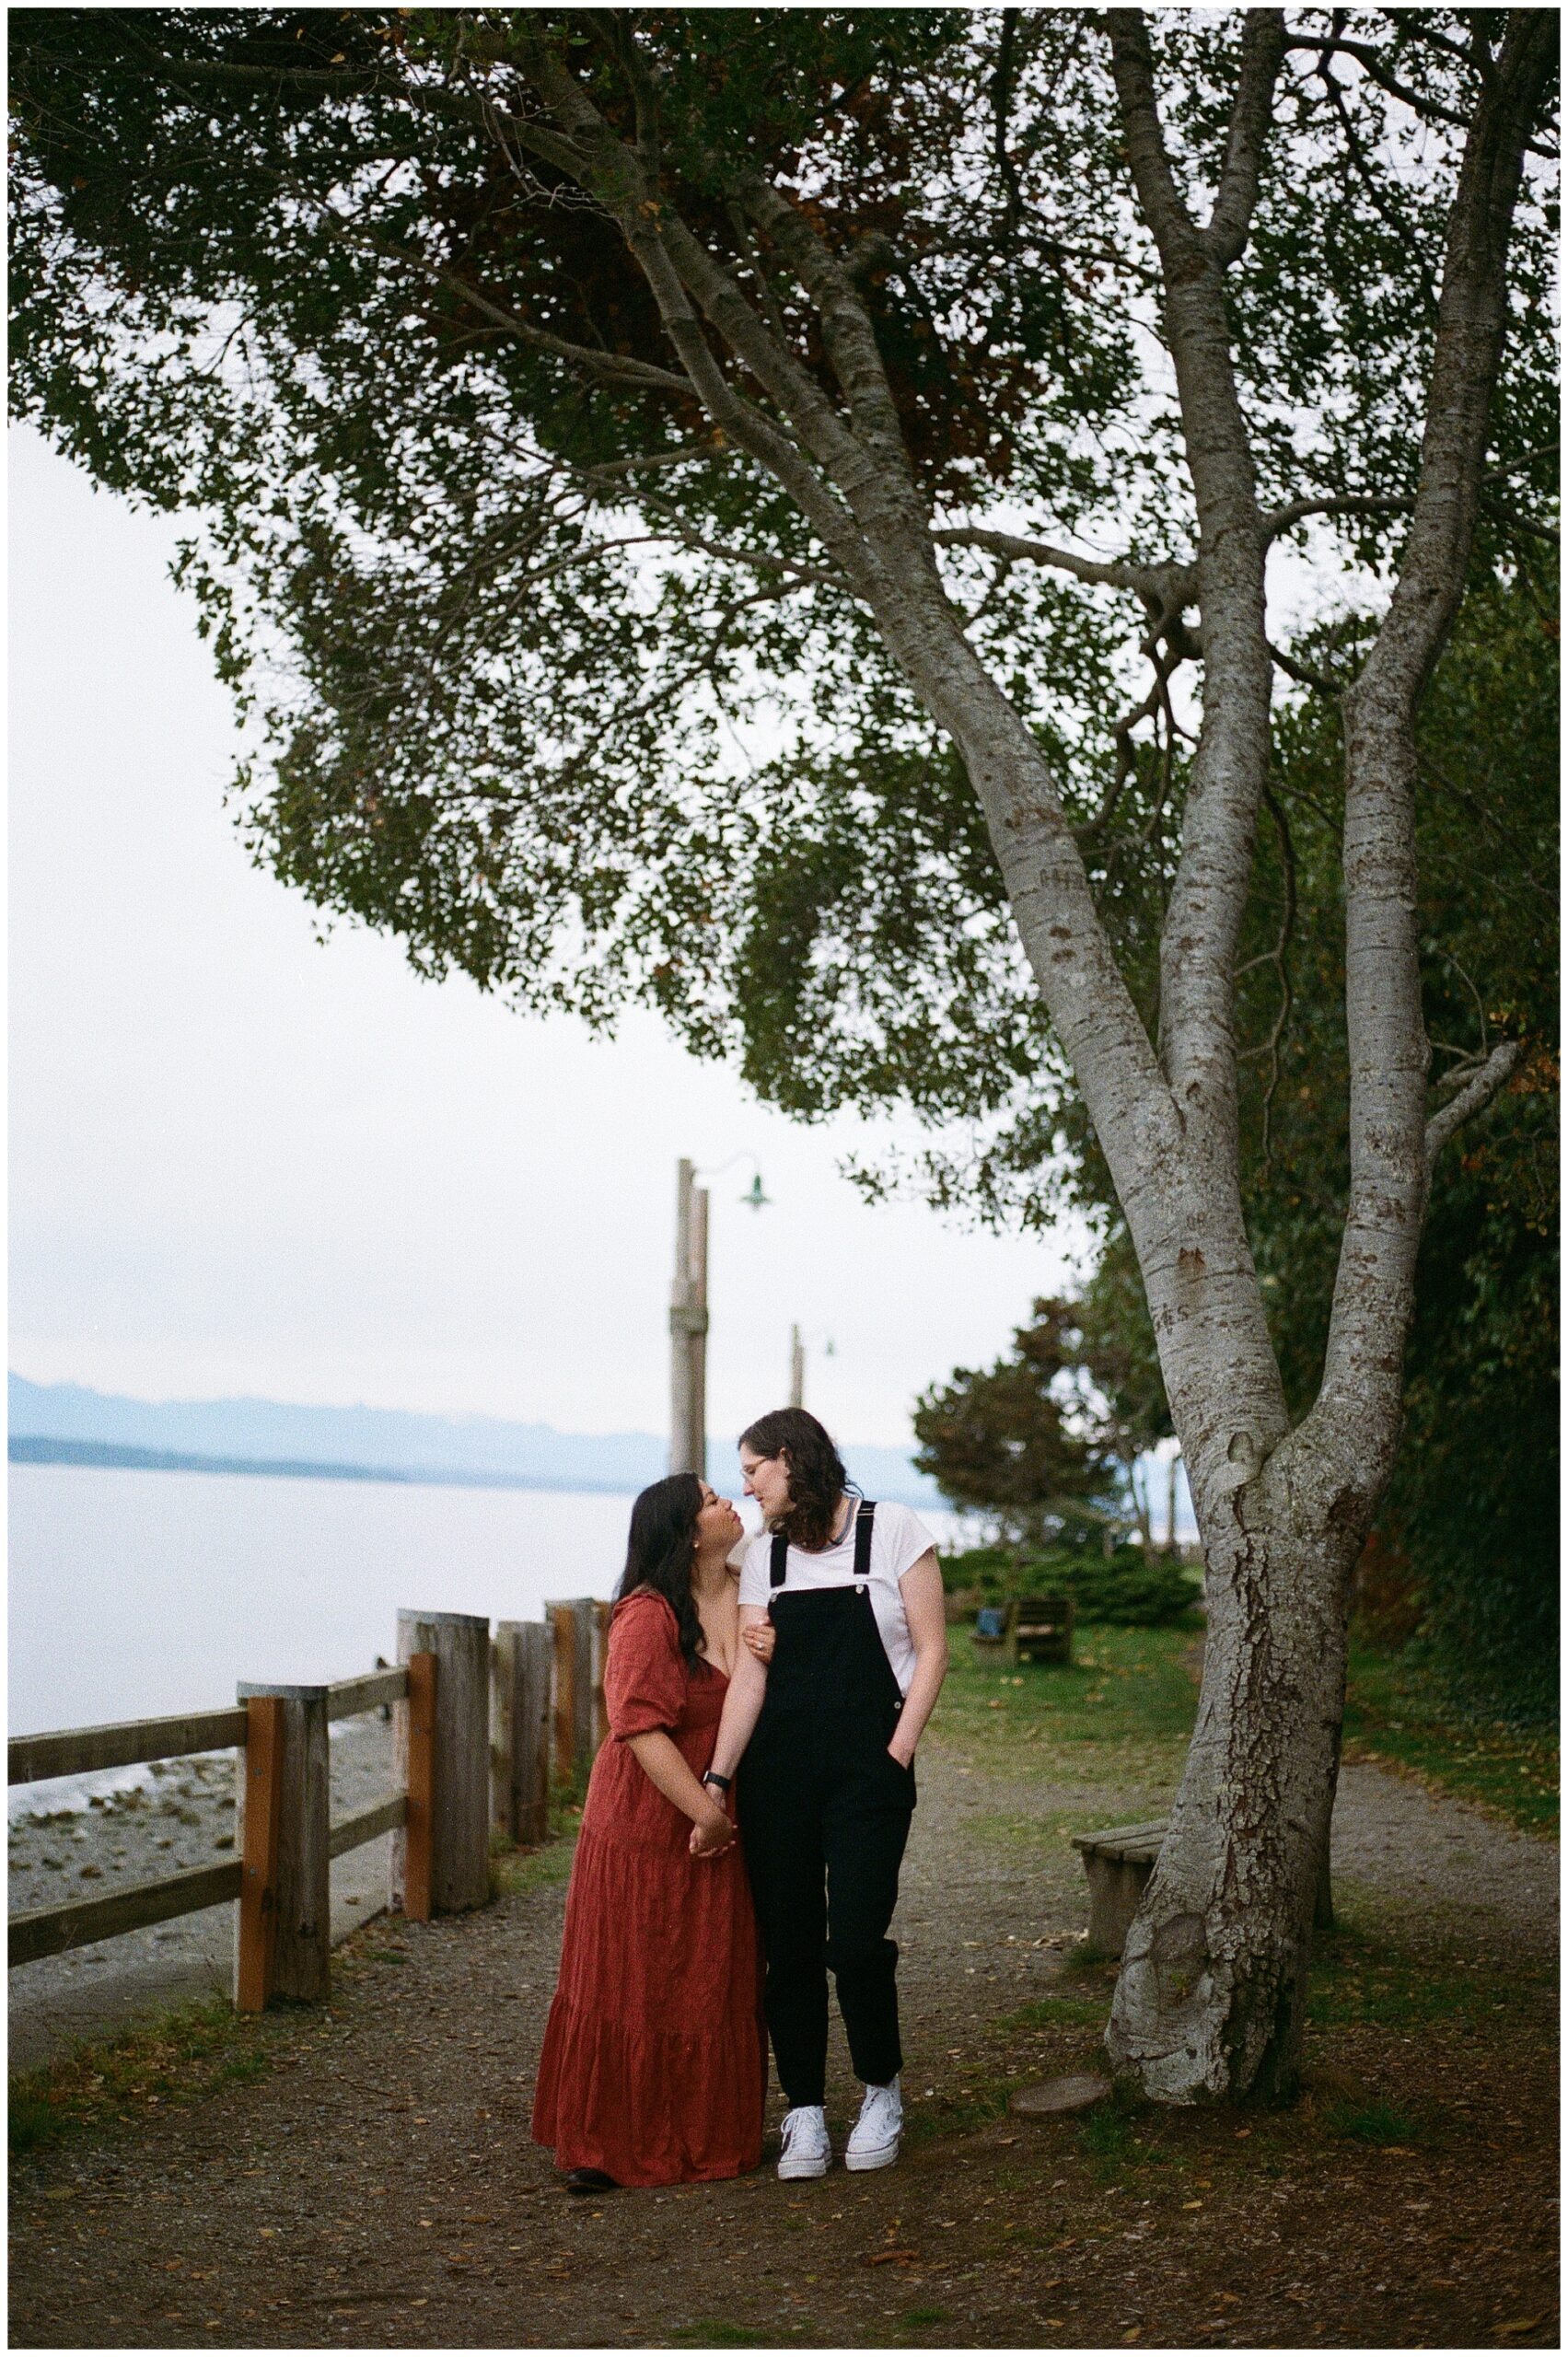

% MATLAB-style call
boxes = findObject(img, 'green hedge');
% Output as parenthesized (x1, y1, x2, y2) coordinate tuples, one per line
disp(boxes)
(941, 1544, 1201, 1629)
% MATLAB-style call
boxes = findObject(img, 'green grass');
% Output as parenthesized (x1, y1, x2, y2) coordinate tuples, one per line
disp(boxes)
(1306, 1918, 1549, 2035)
(900, 2306, 952, 2328)
(935, 1614, 1556, 1840)
(8, 2096, 61, 2159)
(9, 1997, 290, 2164)
(999, 1990, 1110, 2032)
(1075, 2101, 1133, 2174)
(670, 2320, 779, 2347)
(488, 1791, 582, 1899)
(1343, 1643, 1558, 1834)
(930, 1622, 1198, 1782)
(489, 1831, 577, 1900)
(903, 2079, 1011, 2149)
(1324, 2097, 1423, 2146)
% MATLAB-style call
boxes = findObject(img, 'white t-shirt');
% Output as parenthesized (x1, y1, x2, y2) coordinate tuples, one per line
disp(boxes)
(737, 1499, 936, 1697)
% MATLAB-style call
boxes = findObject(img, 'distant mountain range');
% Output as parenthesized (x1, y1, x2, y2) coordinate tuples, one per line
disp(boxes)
(7, 1374, 948, 1509)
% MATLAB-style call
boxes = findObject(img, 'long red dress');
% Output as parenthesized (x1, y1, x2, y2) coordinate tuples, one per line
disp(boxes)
(531, 1587, 767, 2186)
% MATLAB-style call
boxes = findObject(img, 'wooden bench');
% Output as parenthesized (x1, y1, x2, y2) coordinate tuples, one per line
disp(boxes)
(1072, 1819, 1335, 1956)
(970, 1596, 1074, 1668)
(1071, 1820, 1167, 1955)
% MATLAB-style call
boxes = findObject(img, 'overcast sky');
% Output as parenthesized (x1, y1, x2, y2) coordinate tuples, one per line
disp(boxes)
(9, 424, 1092, 1449)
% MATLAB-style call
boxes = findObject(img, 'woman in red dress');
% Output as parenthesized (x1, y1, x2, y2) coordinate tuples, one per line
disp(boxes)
(532, 1474, 772, 2191)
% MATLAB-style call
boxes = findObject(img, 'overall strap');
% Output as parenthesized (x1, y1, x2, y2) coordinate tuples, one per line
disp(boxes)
(770, 1502, 877, 1588)
(853, 1499, 877, 1583)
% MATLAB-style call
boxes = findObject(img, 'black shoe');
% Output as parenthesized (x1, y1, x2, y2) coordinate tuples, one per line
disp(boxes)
(565, 2167, 619, 2196)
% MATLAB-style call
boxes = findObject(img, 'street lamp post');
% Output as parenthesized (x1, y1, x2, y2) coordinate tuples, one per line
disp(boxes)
(668, 1153, 772, 1476)
(668, 1158, 710, 1478)
(789, 1322, 806, 1410)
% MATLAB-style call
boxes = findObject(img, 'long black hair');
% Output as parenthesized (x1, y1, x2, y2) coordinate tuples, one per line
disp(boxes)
(738, 1407, 851, 1552)
(615, 1472, 708, 1669)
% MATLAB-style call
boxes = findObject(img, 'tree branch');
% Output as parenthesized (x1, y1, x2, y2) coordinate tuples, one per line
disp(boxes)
(1263, 436, 1560, 552)
(1295, 31, 1559, 157)
(1349, 15, 1558, 722)
(1108, 11, 1280, 1203)
(284, 178, 698, 395)
(629, 490, 838, 589)
(577, 440, 726, 483)
(1424, 1039, 1523, 1173)
(1234, 782, 1296, 1171)
(1262, 492, 1411, 545)
(1205, 10, 1288, 266)
(1268, 639, 1350, 696)
(738, 176, 928, 540)
(510, 28, 889, 596)
(931, 525, 1194, 604)
(1105, 11, 1202, 263)
(1310, 8, 1556, 1496)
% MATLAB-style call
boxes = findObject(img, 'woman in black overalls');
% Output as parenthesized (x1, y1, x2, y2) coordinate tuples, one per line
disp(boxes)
(697, 1409, 949, 2178)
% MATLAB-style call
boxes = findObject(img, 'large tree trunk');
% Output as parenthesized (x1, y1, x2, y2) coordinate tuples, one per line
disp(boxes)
(1106, 1445, 1360, 2102)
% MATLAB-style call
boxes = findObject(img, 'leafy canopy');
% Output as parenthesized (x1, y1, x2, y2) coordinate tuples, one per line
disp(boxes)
(10, 8, 1557, 1194)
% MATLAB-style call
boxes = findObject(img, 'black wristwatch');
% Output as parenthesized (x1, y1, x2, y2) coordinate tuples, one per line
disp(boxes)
(702, 1770, 732, 1795)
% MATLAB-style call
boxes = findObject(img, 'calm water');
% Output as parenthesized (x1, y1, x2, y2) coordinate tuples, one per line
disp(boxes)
(8, 1464, 969, 1739)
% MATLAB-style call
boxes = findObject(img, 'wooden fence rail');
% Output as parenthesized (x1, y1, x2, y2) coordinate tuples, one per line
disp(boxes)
(9, 1593, 610, 2013)
(327, 1793, 409, 1862)
(10, 1861, 245, 1970)
(326, 1666, 408, 1723)
(8, 1707, 250, 1789)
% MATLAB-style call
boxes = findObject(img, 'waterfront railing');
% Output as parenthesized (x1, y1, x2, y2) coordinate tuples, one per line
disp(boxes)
(7, 1598, 610, 2012)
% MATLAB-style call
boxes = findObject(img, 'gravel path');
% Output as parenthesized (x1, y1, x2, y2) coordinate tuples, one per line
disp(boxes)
(8, 1706, 1557, 2350)
(1331, 1758, 1557, 1955)
(11, 1718, 1551, 2078)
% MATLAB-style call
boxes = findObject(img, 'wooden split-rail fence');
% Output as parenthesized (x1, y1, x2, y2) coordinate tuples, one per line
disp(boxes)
(7, 1597, 612, 2013)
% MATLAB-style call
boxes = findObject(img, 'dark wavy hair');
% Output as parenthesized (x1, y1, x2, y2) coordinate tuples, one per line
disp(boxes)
(738, 1407, 852, 1551)
(615, 1472, 708, 1670)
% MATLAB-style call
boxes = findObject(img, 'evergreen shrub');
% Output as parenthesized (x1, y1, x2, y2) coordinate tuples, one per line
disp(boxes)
(940, 1544, 1200, 1628)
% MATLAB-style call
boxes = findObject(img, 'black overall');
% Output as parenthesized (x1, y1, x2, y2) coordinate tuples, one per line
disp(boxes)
(738, 1502, 916, 2107)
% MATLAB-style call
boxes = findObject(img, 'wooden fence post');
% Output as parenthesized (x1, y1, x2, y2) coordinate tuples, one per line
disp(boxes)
(592, 1599, 612, 1752)
(393, 1610, 489, 1915)
(548, 1602, 575, 1786)
(402, 1652, 436, 1922)
(490, 1630, 516, 1840)
(547, 1598, 597, 1785)
(235, 1695, 285, 2012)
(492, 1621, 552, 1845)
(235, 1681, 330, 2003)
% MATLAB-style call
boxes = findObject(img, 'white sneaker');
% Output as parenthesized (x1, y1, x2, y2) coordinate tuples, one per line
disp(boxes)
(777, 2104, 831, 2179)
(845, 2076, 903, 2171)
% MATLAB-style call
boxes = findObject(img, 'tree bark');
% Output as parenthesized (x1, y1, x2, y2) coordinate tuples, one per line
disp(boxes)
(1107, 1440, 1355, 2101)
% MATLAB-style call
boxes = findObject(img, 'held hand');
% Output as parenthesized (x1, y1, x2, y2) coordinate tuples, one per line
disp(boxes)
(742, 1620, 776, 1664)
(689, 1804, 736, 1859)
